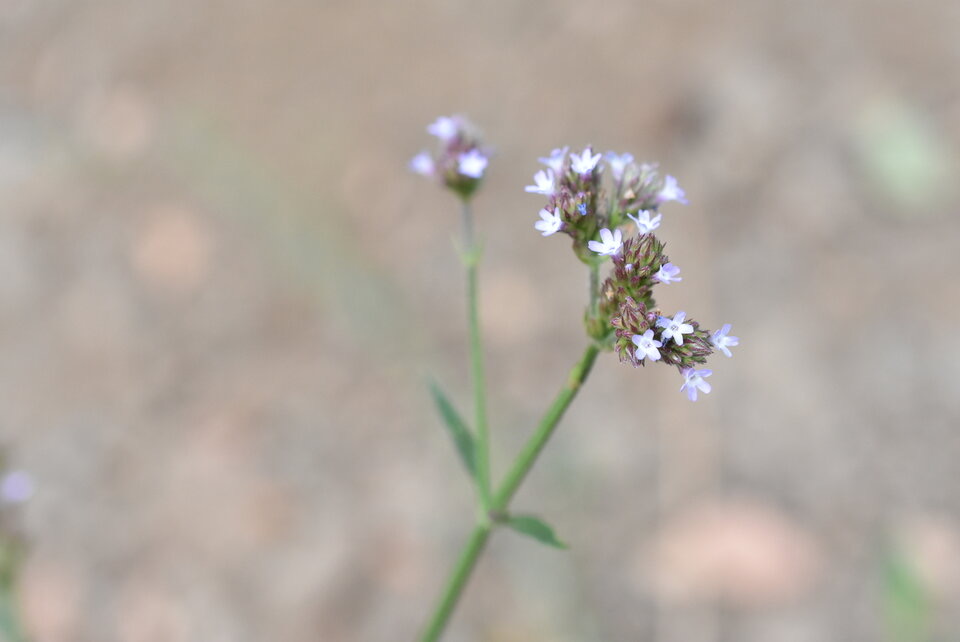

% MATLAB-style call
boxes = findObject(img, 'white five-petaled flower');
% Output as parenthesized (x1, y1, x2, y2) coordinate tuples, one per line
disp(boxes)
(654, 262, 682, 284)
(534, 208, 563, 236)
(656, 311, 694, 345)
(524, 169, 555, 195)
(711, 323, 739, 358)
(538, 147, 569, 173)
(587, 228, 622, 256)
(658, 175, 688, 204)
(680, 368, 712, 401)
(632, 329, 663, 362)
(627, 210, 662, 233)
(605, 152, 635, 182)
(427, 116, 460, 141)
(409, 151, 435, 176)
(570, 147, 602, 175)
(457, 150, 488, 178)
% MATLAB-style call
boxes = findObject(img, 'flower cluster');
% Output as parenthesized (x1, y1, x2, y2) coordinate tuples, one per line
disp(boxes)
(526, 147, 738, 400)
(410, 116, 490, 200)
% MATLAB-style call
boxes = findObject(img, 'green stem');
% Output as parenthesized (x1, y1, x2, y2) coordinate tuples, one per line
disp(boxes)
(461, 200, 492, 511)
(492, 343, 600, 510)
(418, 524, 491, 642)
(417, 343, 601, 642)
(588, 263, 599, 318)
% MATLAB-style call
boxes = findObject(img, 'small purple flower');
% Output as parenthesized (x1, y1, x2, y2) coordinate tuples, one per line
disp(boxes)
(538, 147, 569, 173)
(427, 116, 461, 141)
(457, 150, 488, 178)
(605, 152, 635, 182)
(587, 228, 623, 256)
(409, 151, 435, 176)
(626, 210, 661, 233)
(1, 470, 34, 503)
(570, 147, 602, 175)
(658, 175, 688, 204)
(577, 203, 588, 216)
(524, 169, 555, 195)
(632, 329, 663, 362)
(534, 208, 563, 236)
(680, 368, 712, 401)
(654, 262, 682, 284)
(656, 311, 694, 345)
(711, 323, 739, 358)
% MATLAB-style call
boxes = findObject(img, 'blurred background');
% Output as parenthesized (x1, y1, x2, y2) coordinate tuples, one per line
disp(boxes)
(1, 0, 959, 640)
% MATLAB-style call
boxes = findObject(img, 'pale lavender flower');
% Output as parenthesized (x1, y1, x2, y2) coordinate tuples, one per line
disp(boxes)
(524, 169, 555, 195)
(587, 228, 623, 256)
(654, 262, 682, 284)
(1, 470, 34, 503)
(409, 151, 435, 176)
(427, 116, 461, 141)
(534, 208, 563, 236)
(658, 175, 688, 204)
(538, 147, 569, 173)
(711, 323, 739, 358)
(570, 147, 602, 175)
(680, 368, 712, 401)
(605, 152, 635, 182)
(457, 150, 488, 178)
(656, 311, 694, 345)
(632, 329, 663, 362)
(627, 210, 662, 233)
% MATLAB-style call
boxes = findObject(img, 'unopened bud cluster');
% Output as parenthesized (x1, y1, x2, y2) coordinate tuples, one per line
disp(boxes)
(410, 116, 490, 201)
(525, 147, 739, 401)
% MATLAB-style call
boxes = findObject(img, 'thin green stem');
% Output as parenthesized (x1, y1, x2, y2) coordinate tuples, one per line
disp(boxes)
(418, 524, 491, 642)
(492, 343, 600, 510)
(417, 343, 600, 641)
(588, 263, 599, 317)
(461, 200, 492, 511)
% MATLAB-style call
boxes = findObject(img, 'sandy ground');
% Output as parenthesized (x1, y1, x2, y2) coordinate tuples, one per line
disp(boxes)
(1, 0, 960, 640)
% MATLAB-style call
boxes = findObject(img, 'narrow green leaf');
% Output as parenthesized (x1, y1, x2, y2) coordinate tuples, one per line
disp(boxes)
(428, 379, 476, 477)
(505, 514, 568, 549)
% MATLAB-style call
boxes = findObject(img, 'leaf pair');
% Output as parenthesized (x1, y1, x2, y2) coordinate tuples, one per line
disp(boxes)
(428, 380, 567, 550)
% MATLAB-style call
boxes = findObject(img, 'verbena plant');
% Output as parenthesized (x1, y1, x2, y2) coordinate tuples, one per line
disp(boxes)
(410, 116, 738, 641)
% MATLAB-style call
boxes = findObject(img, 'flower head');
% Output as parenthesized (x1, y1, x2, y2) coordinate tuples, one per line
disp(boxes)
(710, 323, 739, 358)
(457, 149, 488, 178)
(588, 228, 623, 256)
(605, 152, 635, 182)
(680, 368, 712, 401)
(632, 329, 663, 362)
(658, 175, 688, 205)
(534, 208, 563, 236)
(409, 151, 435, 176)
(657, 311, 694, 345)
(626, 210, 661, 233)
(524, 169, 555, 195)
(654, 262, 682, 284)
(570, 147, 602, 175)
(538, 147, 569, 173)
(427, 116, 461, 141)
